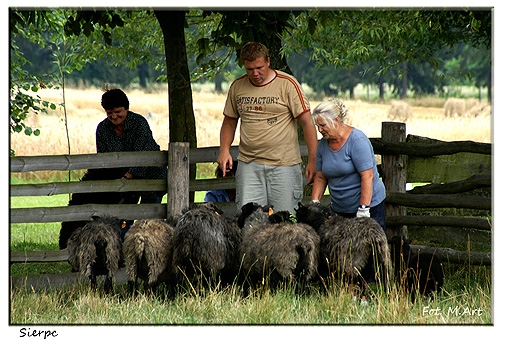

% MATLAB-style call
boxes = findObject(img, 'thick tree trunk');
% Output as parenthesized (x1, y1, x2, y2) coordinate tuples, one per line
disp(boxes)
(154, 10, 196, 147)
(154, 10, 197, 201)
(266, 38, 292, 75)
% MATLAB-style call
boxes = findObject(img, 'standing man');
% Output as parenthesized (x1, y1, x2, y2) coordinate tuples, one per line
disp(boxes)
(217, 42, 317, 213)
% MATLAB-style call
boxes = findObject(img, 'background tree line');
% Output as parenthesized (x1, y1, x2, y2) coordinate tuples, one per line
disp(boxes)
(10, 9, 491, 152)
(15, 20, 490, 99)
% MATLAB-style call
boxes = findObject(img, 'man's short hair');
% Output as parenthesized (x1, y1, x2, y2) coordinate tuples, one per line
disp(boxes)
(240, 42, 270, 64)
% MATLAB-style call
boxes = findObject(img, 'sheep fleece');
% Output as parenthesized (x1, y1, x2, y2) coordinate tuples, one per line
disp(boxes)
(172, 206, 230, 275)
(67, 215, 123, 281)
(240, 222, 320, 282)
(123, 219, 175, 286)
(319, 216, 390, 278)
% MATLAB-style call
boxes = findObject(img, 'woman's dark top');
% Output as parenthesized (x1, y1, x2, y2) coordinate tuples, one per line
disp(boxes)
(96, 111, 167, 180)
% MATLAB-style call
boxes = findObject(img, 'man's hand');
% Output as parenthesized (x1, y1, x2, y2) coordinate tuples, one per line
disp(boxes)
(216, 152, 233, 177)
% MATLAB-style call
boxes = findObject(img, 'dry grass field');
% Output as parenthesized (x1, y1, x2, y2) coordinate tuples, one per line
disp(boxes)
(11, 85, 491, 159)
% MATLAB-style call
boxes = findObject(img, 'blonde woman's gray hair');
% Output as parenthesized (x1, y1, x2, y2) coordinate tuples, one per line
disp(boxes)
(311, 99, 349, 128)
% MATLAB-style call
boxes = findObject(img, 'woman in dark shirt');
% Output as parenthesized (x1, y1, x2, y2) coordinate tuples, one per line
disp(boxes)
(96, 88, 167, 205)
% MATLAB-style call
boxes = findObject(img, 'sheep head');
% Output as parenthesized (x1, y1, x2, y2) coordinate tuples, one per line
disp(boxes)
(295, 202, 330, 231)
(91, 214, 127, 231)
(269, 210, 295, 224)
(180, 202, 224, 216)
(237, 202, 273, 229)
(205, 202, 224, 216)
(389, 236, 412, 262)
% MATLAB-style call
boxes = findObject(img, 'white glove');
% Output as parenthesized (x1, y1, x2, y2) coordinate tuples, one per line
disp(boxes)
(356, 206, 370, 218)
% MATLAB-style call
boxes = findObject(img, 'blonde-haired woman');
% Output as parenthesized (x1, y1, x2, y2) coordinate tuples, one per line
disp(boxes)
(310, 99, 387, 232)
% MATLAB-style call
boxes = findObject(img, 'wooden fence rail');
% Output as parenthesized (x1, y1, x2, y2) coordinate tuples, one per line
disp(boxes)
(10, 122, 492, 283)
(370, 138, 491, 156)
(9, 244, 491, 266)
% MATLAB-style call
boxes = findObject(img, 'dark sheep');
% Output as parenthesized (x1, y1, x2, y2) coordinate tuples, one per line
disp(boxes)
(295, 202, 391, 293)
(389, 236, 444, 302)
(268, 210, 296, 224)
(238, 202, 320, 295)
(59, 168, 137, 249)
(123, 219, 176, 295)
(171, 203, 240, 290)
(67, 214, 126, 293)
(219, 212, 244, 285)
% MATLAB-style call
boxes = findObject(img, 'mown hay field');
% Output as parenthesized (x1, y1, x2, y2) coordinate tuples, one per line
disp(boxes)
(11, 86, 491, 160)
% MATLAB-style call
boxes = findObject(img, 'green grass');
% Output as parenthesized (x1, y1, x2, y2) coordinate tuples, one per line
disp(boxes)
(10, 263, 491, 324)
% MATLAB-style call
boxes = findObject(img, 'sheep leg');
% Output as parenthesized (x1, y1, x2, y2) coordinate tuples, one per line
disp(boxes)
(103, 276, 113, 294)
(89, 275, 97, 291)
(407, 269, 420, 303)
(127, 280, 136, 296)
(294, 277, 308, 295)
(144, 280, 156, 295)
(126, 264, 138, 296)
(241, 278, 252, 298)
(165, 279, 177, 299)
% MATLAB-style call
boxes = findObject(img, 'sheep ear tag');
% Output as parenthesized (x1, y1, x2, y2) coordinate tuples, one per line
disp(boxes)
(121, 221, 127, 229)
(268, 207, 274, 216)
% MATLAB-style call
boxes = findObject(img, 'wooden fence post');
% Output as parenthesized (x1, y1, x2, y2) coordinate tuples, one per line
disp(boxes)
(167, 142, 189, 218)
(381, 122, 407, 239)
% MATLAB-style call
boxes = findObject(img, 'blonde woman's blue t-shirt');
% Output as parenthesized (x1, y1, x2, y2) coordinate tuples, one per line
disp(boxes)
(316, 128, 386, 213)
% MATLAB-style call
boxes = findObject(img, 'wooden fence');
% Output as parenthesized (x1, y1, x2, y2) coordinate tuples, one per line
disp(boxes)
(10, 122, 492, 290)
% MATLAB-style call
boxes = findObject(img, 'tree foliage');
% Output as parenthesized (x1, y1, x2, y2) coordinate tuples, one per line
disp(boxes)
(9, 9, 127, 155)
(281, 9, 491, 99)
(10, 8, 492, 158)
(63, 10, 124, 45)
(196, 10, 303, 75)
(10, 10, 63, 155)
(285, 9, 491, 72)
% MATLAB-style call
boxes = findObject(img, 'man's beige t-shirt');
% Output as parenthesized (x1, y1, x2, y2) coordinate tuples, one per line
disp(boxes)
(223, 70, 311, 166)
